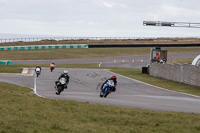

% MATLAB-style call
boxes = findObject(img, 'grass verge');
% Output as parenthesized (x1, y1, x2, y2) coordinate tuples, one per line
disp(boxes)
(0, 82, 200, 133)
(0, 47, 199, 60)
(0, 65, 22, 73)
(172, 58, 193, 64)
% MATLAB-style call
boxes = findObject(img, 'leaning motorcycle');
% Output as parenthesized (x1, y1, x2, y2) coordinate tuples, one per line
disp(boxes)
(55, 77, 67, 95)
(35, 68, 41, 77)
(50, 66, 55, 72)
(100, 80, 115, 98)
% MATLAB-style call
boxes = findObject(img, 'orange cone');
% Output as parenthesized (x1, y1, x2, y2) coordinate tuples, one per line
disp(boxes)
(132, 59, 134, 63)
(141, 59, 143, 63)
(114, 60, 116, 64)
(122, 59, 125, 64)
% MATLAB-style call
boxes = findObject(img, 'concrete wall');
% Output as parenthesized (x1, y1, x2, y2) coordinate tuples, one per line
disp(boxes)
(149, 63, 200, 86)
(182, 64, 200, 86)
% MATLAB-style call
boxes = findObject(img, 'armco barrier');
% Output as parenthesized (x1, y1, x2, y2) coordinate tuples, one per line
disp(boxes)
(0, 60, 12, 65)
(0, 44, 88, 51)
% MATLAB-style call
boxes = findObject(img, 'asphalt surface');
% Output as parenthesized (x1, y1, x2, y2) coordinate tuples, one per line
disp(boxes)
(1, 67, 200, 114)
(0, 73, 34, 88)
(13, 53, 199, 68)
(34, 68, 200, 114)
(1, 53, 200, 114)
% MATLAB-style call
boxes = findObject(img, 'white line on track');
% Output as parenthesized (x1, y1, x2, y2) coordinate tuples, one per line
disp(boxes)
(99, 62, 102, 67)
(107, 70, 200, 99)
(33, 72, 46, 98)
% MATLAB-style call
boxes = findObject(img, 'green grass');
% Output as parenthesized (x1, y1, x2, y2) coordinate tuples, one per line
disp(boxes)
(0, 65, 22, 73)
(0, 47, 200, 132)
(0, 82, 200, 133)
(0, 47, 199, 60)
(172, 58, 193, 64)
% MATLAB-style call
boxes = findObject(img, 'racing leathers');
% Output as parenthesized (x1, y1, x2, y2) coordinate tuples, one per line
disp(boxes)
(55, 74, 70, 89)
(35, 66, 42, 74)
(101, 77, 117, 92)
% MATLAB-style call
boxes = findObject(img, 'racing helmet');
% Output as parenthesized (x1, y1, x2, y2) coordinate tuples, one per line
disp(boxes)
(111, 75, 117, 80)
(63, 70, 68, 75)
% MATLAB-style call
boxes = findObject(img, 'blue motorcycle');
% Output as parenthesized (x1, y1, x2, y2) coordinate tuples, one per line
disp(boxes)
(100, 80, 115, 98)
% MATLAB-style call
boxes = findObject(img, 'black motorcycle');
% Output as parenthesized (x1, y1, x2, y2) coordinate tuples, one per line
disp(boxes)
(55, 77, 67, 95)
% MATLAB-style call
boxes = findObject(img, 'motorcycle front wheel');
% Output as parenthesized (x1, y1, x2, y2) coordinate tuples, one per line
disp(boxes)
(100, 90, 103, 97)
(104, 87, 110, 98)
(56, 86, 63, 95)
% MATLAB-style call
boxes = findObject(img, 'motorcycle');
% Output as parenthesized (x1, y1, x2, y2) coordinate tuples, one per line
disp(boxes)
(55, 77, 67, 95)
(35, 68, 41, 77)
(100, 80, 115, 98)
(50, 65, 55, 72)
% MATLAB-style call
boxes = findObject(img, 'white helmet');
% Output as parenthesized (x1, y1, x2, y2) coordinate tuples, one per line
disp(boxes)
(160, 60, 164, 64)
(64, 70, 68, 75)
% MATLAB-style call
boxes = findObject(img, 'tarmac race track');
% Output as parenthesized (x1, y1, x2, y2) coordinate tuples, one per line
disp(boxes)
(13, 53, 199, 68)
(1, 67, 200, 114)
(1, 53, 200, 113)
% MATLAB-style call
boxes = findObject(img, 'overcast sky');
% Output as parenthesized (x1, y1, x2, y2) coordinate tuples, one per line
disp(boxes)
(1, 0, 200, 37)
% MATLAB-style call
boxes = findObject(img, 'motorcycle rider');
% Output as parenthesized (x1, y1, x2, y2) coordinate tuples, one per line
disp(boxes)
(156, 53, 161, 62)
(50, 62, 56, 71)
(55, 70, 70, 89)
(35, 65, 42, 74)
(101, 75, 117, 92)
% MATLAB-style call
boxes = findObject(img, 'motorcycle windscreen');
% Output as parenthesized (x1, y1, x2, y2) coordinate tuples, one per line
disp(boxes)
(59, 78, 66, 84)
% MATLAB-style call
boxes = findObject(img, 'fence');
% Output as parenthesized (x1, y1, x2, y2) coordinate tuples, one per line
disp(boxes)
(149, 63, 200, 86)
(1, 37, 200, 44)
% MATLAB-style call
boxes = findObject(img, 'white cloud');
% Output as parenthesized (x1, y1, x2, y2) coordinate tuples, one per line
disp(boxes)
(101, 2, 114, 8)
(88, 21, 100, 25)
(162, 5, 200, 17)
(93, 1, 125, 8)
(1, 0, 200, 37)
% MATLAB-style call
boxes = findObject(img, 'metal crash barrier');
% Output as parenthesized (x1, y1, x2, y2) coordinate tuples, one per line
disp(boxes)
(0, 44, 89, 51)
(0, 60, 12, 65)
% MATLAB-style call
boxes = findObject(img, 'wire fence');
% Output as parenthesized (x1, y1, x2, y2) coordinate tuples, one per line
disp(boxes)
(1, 36, 200, 44)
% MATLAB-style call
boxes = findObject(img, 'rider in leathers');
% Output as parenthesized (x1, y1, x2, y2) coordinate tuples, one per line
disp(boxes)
(35, 65, 42, 74)
(101, 75, 117, 92)
(55, 70, 70, 89)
